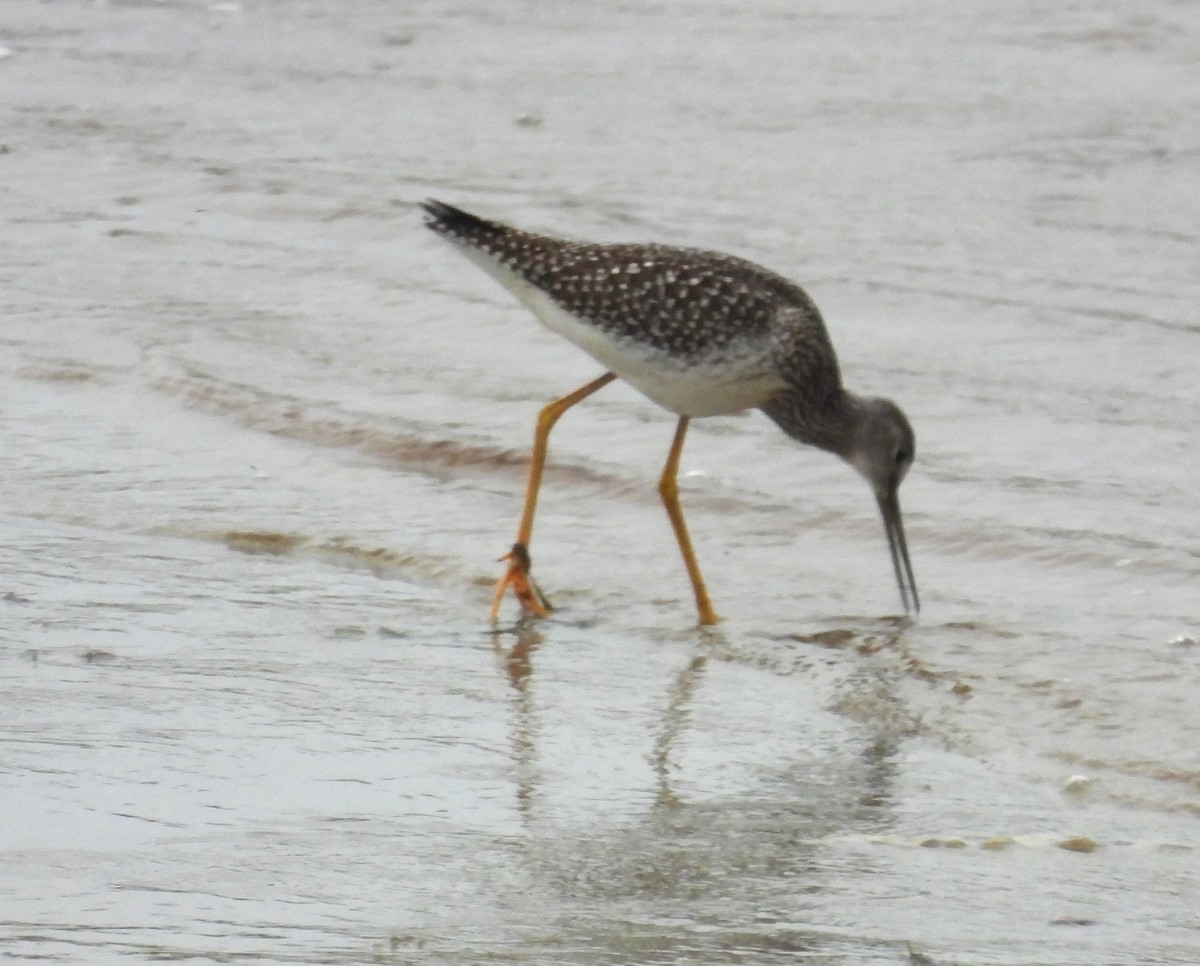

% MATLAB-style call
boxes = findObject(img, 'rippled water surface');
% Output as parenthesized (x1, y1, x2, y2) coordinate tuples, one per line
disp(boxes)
(2, 1, 1198, 963)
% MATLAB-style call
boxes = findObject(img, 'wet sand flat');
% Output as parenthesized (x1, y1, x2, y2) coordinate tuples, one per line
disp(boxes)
(2, 1, 1198, 962)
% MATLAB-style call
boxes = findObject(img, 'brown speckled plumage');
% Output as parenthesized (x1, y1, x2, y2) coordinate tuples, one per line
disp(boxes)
(423, 200, 817, 353)
(420, 200, 842, 416)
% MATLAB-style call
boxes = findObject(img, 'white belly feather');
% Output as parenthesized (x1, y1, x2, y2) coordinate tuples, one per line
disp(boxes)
(449, 241, 787, 417)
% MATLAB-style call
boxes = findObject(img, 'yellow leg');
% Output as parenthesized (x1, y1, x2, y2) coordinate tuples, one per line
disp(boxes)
(658, 417, 720, 626)
(490, 372, 617, 621)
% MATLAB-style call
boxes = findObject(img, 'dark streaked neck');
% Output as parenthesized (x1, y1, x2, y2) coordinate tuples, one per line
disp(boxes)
(759, 387, 862, 460)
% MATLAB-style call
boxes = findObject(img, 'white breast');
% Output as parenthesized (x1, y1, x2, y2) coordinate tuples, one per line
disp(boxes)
(449, 242, 786, 417)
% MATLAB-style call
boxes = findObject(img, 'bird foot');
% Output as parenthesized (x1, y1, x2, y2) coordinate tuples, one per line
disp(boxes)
(489, 543, 553, 620)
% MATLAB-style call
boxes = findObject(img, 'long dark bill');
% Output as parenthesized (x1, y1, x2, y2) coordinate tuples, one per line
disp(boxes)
(878, 486, 919, 616)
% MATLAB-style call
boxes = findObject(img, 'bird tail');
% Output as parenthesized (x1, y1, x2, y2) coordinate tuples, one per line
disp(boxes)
(419, 199, 507, 246)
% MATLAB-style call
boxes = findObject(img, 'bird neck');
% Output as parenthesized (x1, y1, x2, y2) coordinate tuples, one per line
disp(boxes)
(759, 387, 861, 460)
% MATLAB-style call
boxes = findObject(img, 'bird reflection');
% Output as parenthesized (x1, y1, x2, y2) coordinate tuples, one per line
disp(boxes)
(492, 620, 542, 691)
(650, 651, 709, 811)
(489, 616, 915, 832)
(491, 621, 545, 823)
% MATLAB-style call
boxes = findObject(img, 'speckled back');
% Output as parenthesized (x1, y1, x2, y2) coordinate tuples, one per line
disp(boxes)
(421, 200, 826, 361)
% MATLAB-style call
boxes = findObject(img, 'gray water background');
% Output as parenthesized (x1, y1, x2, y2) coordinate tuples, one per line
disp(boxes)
(2, 1, 1198, 962)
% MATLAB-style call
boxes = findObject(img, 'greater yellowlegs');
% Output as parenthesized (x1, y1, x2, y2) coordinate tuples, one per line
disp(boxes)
(421, 200, 919, 625)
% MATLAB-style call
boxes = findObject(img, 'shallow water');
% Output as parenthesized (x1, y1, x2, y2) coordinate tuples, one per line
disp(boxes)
(2, 1, 1198, 963)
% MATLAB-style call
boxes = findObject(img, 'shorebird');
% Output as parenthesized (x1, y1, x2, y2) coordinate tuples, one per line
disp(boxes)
(421, 200, 918, 625)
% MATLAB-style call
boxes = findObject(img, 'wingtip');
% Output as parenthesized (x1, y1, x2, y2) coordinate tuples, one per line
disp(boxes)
(418, 198, 454, 224)
(420, 199, 505, 240)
